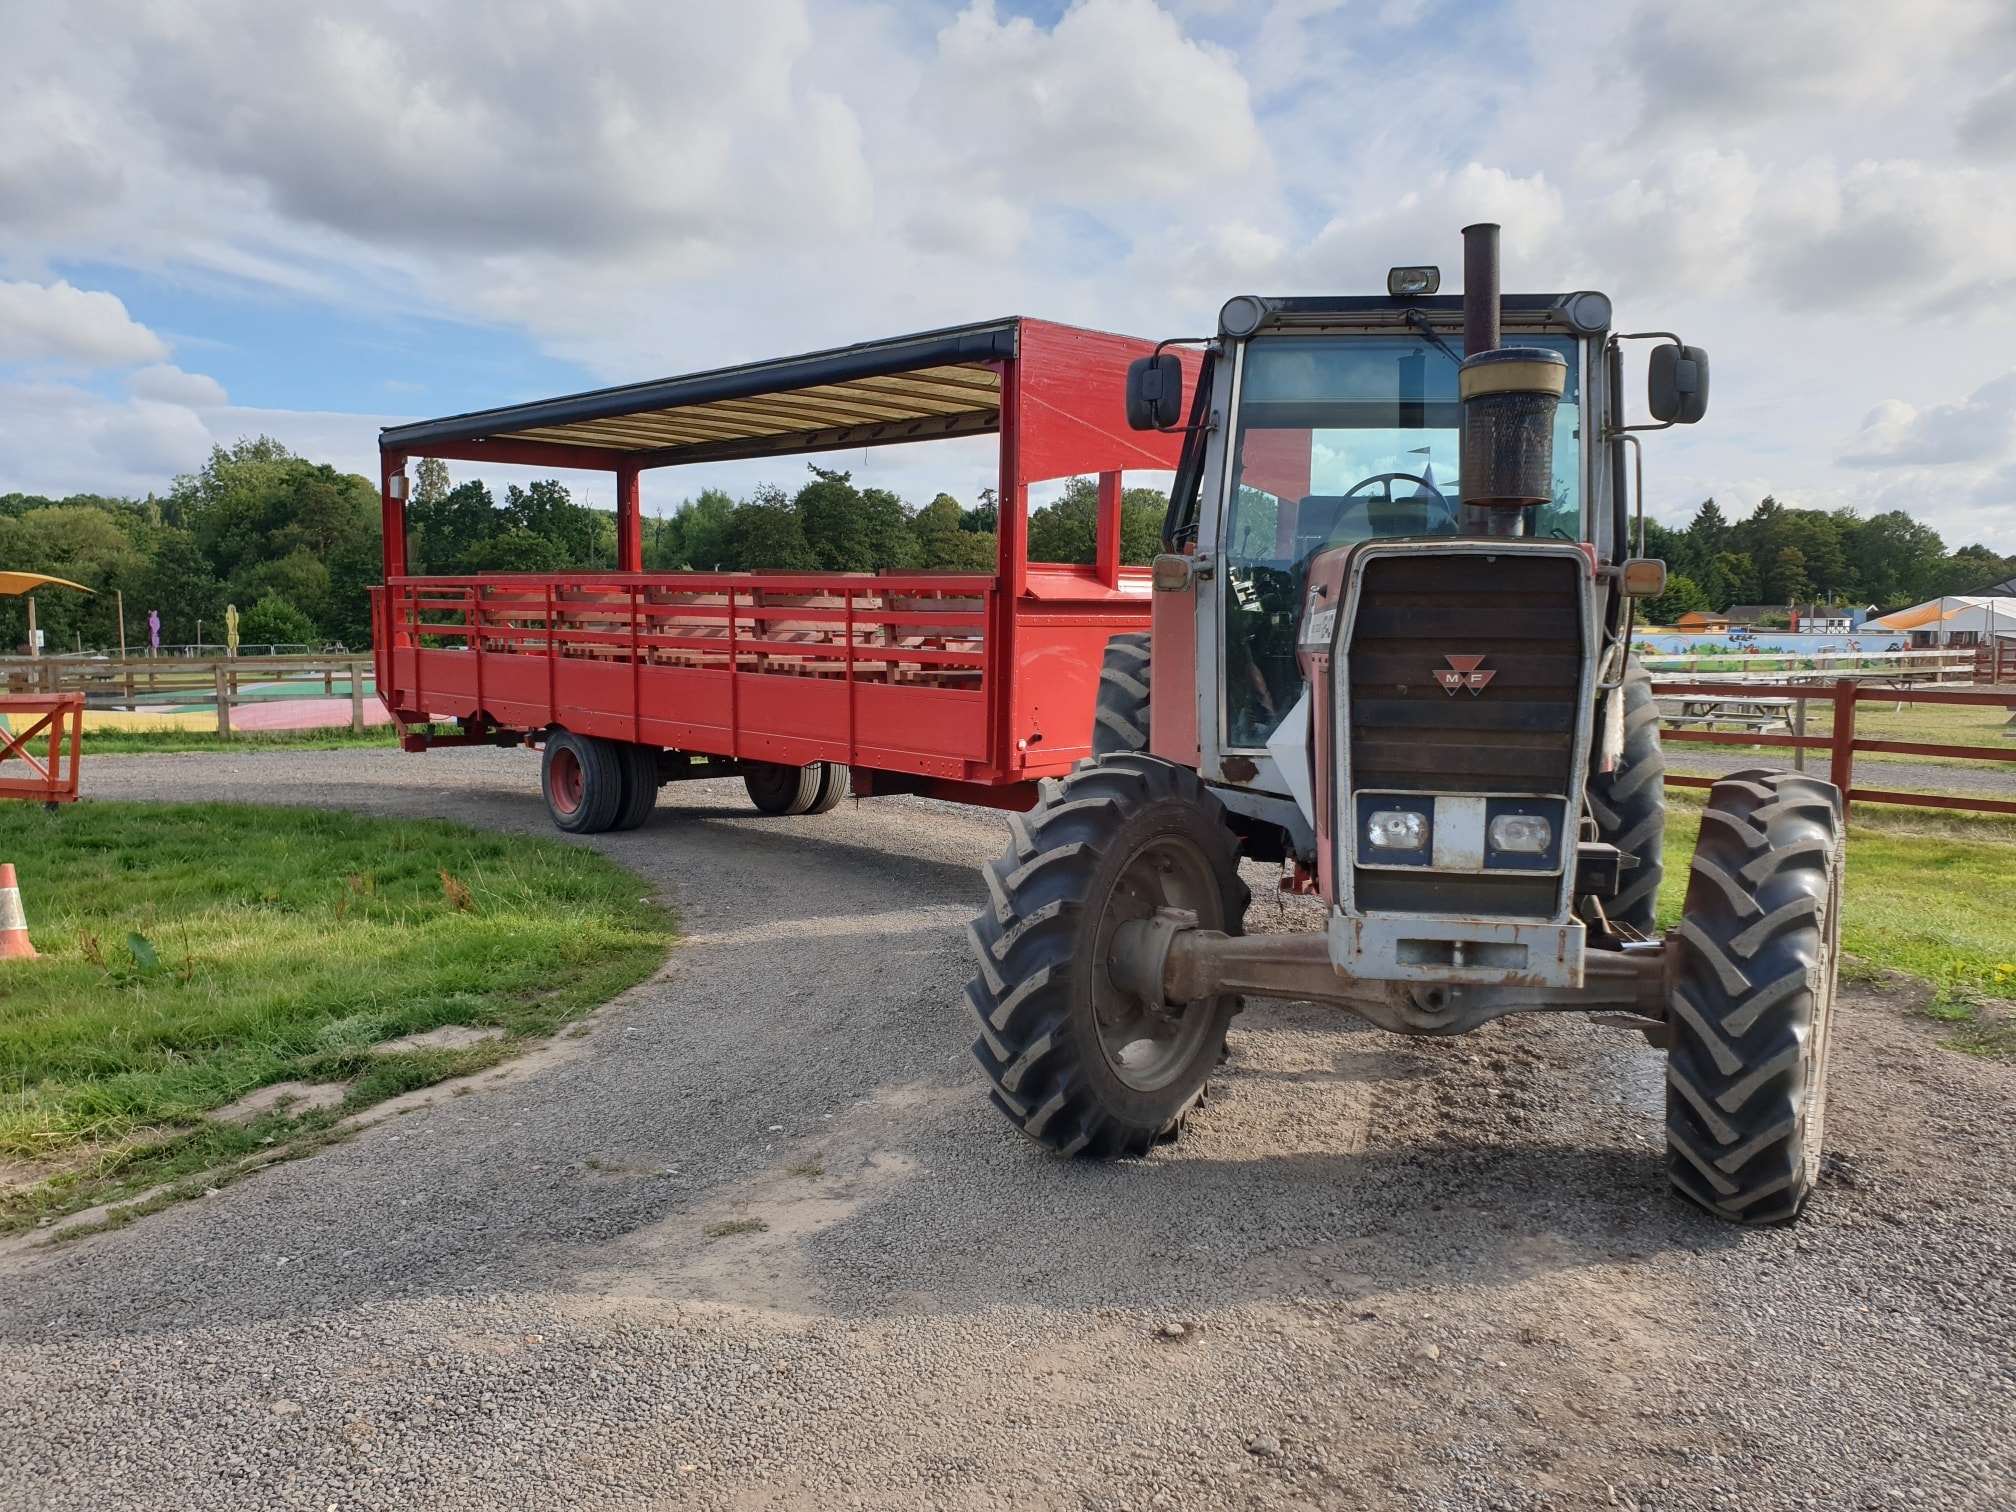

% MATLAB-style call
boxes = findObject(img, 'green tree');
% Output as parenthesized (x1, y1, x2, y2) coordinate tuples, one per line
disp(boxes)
(912, 493, 996, 570)
(238, 592, 319, 648)
(794, 466, 917, 572)
(409, 480, 503, 573)
(503, 480, 601, 568)
(461, 528, 565, 573)
(137, 528, 220, 648)
(412, 457, 451, 507)
(1764, 544, 1812, 605)
(1026, 478, 1168, 565)
(653, 488, 735, 570)
(724, 489, 819, 570)
(1641, 573, 1709, 626)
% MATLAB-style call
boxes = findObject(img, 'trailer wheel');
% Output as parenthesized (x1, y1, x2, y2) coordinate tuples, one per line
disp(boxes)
(1091, 631, 1152, 757)
(744, 762, 823, 816)
(542, 730, 624, 834)
(1587, 657, 1665, 929)
(966, 753, 1251, 1158)
(804, 761, 849, 814)
(610, 743, 660, 831)
(1667, 769, 1843, 1224)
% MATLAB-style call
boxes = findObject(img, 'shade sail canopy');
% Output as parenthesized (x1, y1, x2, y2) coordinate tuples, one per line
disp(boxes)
(0, 572, 92, 596)
(380, 319, 1021, 472)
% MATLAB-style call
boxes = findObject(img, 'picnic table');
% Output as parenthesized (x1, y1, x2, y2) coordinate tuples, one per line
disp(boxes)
(1657, 695, 1795, 735)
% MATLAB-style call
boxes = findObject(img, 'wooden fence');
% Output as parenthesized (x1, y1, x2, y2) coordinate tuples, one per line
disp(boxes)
(1654, 678, 2016, 817)
(0, 657, 376, 736)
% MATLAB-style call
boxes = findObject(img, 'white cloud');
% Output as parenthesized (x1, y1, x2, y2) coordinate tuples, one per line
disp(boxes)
(1624, 0, 2002, 133)
(1958, 72, 2016, 160)
(1294, 164, 1567, 289)
(1840, 371, 2016, 467)
(113, 0, 872, 260)
(1748, 159, 2016, 312)
(128, 364, 229, 408)
(917, 0, 1264, 209)
(0, 280, 168, 367)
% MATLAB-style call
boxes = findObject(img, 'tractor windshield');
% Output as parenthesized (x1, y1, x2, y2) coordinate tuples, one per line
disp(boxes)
(1220, 332, 1582, 748)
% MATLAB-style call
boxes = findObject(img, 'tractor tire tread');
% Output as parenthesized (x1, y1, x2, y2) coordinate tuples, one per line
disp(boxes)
(1666, 769, 1843, 1225)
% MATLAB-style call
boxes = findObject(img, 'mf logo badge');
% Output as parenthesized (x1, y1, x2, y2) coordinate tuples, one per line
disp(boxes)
(1436, 654, 1495, 696)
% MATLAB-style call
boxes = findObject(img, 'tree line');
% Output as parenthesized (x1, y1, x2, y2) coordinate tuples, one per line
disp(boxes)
(0, 445, 1169, 655)
(1638, 496, 2012, 624)
(413, 461, 1167, 578)
(0, 438, 380, 655)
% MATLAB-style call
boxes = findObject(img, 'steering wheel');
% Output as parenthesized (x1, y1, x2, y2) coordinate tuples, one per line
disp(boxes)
(1340, 470, 1457, 531)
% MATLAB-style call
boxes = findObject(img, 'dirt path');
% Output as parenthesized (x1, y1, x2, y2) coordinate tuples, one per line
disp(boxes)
(1, 749, 2011, 1510)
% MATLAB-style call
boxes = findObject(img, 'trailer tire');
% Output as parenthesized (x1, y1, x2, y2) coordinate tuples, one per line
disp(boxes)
(804, 761, 849, 814)
(610, 743, 660, 831)
(542, 730, 625, 834)
(1667, 769, 1843, 1225)
(966, 753, 1251, 1159)
(1091, 631, 1153, 757)
(1587, 657, 1665, 929)
(744, 762, 823, 816)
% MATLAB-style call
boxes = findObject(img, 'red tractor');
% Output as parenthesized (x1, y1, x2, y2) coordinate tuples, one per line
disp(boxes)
(967, 225, 1842, 1224)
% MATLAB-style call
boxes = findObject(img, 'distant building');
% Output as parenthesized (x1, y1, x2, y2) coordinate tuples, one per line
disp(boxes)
(1673, 609, 1731, 633)
(1865, 595, 2016, 648)
(1790, 603, 1876, 634)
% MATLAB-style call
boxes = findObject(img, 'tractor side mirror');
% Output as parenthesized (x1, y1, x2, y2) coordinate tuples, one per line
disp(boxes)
(1648, 343, 1709, 424)
(1619, 558, 1668, 597)
(1125, 353, 1184, 431)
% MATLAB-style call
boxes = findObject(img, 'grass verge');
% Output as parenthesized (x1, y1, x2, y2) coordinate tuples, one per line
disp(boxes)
(0, 800, 670, 1234)
(81, 726, 401, 754)
(1655, 787, 2016, 1056)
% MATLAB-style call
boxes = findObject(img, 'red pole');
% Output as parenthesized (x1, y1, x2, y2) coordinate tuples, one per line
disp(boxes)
(380, 451, 408, 580)
(616, 462, 642, 573)
(1094, 470, 1122, 588)
(1828, 678, 1857, 798)
(993, 353, 1024, 774)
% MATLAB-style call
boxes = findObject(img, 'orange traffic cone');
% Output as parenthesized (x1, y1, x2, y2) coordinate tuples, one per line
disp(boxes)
(0, 864, 36, 959)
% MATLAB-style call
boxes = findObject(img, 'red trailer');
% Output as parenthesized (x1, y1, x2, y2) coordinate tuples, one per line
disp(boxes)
(373, 317, 1193, 829)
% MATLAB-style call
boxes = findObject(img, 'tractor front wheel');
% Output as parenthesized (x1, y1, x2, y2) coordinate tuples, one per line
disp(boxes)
(966, 754, 1250, 1158)
(1667, 769, 1843, 1224)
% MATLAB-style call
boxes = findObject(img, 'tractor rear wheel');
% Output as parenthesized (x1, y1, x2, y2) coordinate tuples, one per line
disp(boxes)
(610, 743, 660, 831)
(744, 762, 824, 816)
(966, 753, 1251, 1158)
(1091, 631, 1152, 757)
(1588, 658, 1665, 929)
(1667, 769, 1843, 1224)
(542, 730, 624, 834)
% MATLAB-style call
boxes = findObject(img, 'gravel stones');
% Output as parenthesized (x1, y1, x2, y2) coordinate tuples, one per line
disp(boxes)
(0, 748, 2008, 1509)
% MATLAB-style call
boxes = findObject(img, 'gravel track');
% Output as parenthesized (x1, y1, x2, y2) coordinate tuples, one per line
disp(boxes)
(1, 749, 2011, 1510)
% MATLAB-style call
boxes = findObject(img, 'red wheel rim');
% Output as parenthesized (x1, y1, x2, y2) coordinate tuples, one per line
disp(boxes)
(550, 747, 584, 814)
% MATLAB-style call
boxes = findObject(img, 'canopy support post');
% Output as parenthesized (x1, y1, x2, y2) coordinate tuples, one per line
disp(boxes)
(617, 462, 643, 573)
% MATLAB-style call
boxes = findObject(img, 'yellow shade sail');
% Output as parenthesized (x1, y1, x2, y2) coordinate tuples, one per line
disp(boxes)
(0, 572, 93, 597)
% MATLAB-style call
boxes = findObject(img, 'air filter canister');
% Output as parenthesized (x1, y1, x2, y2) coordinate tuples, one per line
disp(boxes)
(1458, 346, 1566, 534)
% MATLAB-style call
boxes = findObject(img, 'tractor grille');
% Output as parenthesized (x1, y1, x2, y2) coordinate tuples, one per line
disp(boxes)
(1344, 550, 1584, 918)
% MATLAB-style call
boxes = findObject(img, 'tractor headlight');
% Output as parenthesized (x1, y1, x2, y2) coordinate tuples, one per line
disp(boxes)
(1367, 809, 1429, 851)
(1487, 813, 1552, 855)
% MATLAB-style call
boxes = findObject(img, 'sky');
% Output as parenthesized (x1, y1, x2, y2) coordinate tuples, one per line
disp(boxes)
(3, 0, 2016, 548)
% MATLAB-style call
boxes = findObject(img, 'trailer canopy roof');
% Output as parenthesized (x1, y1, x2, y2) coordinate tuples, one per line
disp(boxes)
(380, 319, 1020, 472)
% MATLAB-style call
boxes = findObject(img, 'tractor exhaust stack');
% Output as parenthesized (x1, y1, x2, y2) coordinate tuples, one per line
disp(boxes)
(1462, 222, 1500, 356)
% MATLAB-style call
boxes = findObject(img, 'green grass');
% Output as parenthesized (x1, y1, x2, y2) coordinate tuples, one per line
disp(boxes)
(1655, 789, 2016, 1054)
(0, 800, 670, 1233)
(82, 726, 400, 754)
